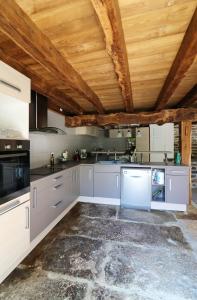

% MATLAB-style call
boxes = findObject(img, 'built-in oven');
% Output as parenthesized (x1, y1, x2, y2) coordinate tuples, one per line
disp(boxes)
(0, 139, 30, 207)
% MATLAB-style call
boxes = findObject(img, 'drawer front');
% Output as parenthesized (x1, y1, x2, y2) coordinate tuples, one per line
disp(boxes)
(94, 165, 120, 173)
(166, 167, 189, 176)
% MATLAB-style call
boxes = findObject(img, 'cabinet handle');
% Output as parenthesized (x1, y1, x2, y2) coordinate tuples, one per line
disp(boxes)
(25, 207, 30, 229)
(51, 200, 63, 208)
(33, 187, 37, 208)
(116, 175, 119, 189)
(0, 200, 20, 215)
(171, 171, 185, 174)
(0, 79, 21, 92)
(53, 175, 63, 181)
(169, 178, 172, 191)
(53, 184, 63, 190)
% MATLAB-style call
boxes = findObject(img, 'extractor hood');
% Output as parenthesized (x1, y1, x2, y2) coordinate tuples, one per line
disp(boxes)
(29, 91, 66, 135)
(30, 127, 66, 135)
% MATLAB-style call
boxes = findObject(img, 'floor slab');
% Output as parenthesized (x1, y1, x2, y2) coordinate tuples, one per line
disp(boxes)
(0, 202, 197, 300)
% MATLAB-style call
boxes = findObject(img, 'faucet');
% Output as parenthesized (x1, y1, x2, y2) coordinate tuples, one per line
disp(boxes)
(107, 149, 110, 160)
(114, 151, 117, 161)
(95, 152, 98, 162)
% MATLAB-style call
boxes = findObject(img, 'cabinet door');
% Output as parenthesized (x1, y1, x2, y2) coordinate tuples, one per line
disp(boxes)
(80, 166, 94, 197)
(166, 175, 189, 204)
(72, 166, 80, 199)
(0, 201, 30, 281)
(30, 184, 51, 241)
(0, 61, 31, 103)
(94, 173, 120, 198)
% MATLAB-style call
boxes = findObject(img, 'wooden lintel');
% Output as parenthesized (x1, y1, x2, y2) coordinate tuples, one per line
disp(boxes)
(65, 108, 197, 127)
(0, 49, 83, 115)
(155, 8, 197, 110)
(0, 0, 104, 113)
(91, 0, 134, 112)
(177, 84, 197, 107)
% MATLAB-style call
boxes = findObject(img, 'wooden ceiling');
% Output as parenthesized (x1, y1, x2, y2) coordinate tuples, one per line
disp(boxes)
(0, 0, 196, 120)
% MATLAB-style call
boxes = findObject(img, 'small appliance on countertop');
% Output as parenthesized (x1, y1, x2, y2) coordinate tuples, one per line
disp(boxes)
(58, 149, 69, 162)
(73, 150, 80, 161)
(80, 149, 87, 159)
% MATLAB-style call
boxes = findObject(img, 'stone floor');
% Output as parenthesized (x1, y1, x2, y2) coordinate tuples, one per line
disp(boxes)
(1, 202, 197, 300)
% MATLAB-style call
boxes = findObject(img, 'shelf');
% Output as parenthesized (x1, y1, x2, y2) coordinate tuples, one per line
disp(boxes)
(152, 184, 165, 186)
(152, 198, 165, 202)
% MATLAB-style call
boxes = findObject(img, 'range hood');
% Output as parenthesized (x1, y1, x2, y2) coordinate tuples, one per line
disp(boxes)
(30, 127, 66, 135)
(29, 91, 66, 135)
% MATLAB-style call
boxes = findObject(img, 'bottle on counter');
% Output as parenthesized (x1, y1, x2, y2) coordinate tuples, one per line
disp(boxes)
(175, 151, 181, 165)
(50, 152, 55, 167)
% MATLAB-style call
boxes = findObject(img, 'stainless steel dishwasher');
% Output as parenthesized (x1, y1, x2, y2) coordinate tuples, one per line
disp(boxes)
(121, 168, 151, 210)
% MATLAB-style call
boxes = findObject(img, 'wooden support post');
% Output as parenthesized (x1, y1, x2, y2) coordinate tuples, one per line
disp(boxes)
(180, 121, 192, 204)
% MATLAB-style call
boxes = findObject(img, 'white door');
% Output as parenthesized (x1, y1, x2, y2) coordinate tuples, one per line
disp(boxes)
(0, 201, 30, 282)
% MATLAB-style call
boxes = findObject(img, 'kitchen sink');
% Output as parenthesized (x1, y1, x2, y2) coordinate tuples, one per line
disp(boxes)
(97, 160, 130, 165)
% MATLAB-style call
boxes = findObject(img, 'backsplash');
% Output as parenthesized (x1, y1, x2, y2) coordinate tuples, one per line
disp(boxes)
(30, 132, 97, 168)
(30, 110, 128, 168)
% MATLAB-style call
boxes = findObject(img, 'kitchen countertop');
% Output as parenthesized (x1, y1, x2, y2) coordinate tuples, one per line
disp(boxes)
(30, 158, 189, 183)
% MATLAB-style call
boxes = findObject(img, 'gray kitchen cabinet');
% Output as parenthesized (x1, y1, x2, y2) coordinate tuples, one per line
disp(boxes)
(94, 172, 120, 198)
(30, 180, 51, 241)
(80, 165, 94, 197)
(166, 174, 189, 204)
(72, 166, 80, 199)
(30, 168, 78, 241)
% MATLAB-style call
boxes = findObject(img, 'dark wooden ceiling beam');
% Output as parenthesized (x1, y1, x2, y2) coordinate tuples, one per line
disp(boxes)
(155, 8, 197, 111)
(0, 0, 104, 113)
(0, 48, 83, 115)
(91, 0, 134, 112)
(65, 108, 197, 127)
(177, 84, 197, 107)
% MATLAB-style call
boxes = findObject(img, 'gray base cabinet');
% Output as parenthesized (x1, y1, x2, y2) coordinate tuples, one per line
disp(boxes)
(80, 166, 94, 197)
(94, 172, 120, 198)
(166, 174, 189, 204)
(30, 167, 80, 241)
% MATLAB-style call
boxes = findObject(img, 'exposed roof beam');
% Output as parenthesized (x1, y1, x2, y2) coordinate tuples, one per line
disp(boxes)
(155, 8, 197, 111)
(177, 84, 197, 107)
(91, 0, 134, 112)
(65, 108, 197, 127)
(0, 0, 104, 113)
(0, 50, 83, 114)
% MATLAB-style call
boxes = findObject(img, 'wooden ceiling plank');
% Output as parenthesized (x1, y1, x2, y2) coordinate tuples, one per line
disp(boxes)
(177, 84, 197, 107)
(91, 0, 134, 112)
(155, 7, 197, 111)
(0, 0, 104, 113)
(65, 108, 197, 127)
(0, 48, 83, 114)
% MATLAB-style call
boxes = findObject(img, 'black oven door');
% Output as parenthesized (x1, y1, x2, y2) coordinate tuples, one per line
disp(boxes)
(0, 151, 30, 201)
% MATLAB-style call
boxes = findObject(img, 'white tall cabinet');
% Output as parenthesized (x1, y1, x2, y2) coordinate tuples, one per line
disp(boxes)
(150, 123, 174, 162)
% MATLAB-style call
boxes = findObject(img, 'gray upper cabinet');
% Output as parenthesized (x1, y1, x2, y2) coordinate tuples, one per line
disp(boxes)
(166, 174, 189, 204)
(80, 165, 94, 197)
(94, 172, 120, 198)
